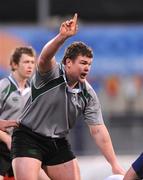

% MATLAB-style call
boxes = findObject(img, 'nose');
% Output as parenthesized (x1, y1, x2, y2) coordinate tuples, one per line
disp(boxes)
(29, 62, 35, 68)
(84, 65, 90, 72)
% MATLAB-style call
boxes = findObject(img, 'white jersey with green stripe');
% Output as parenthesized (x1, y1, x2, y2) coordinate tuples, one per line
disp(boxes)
(19, 63, 104, 137)
(0, 75, 31, 134)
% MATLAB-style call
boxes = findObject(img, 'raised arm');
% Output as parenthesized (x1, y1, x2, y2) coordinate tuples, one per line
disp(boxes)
(38, 13, 78, 74)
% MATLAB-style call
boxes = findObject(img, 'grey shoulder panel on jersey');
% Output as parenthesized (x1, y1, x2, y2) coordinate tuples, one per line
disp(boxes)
(0, 77, 17, 111)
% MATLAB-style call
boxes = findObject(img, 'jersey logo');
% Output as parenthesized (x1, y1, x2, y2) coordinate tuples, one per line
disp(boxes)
(12, 97, 19, 102)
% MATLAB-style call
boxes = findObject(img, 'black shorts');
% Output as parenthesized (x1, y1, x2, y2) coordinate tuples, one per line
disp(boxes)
(0, 142, 13, 177)
(11, 124, 75, 166)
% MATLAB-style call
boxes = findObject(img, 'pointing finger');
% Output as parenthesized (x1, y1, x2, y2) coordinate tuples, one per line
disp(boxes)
(73, 13, 78, 24)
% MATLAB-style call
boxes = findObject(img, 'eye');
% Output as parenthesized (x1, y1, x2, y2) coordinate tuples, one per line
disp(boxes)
(23, 60, 29, 63)
(31, 61, 35, 64)
(81, 62, 87, 65)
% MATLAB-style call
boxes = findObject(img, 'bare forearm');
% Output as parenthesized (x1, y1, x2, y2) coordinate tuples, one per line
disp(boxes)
(39, 34, 67, 62)
(89, 124, 125, 174)
(95, 131, 118, 166)
(38, 34, 67, 73)
(90, 124, 118, 166)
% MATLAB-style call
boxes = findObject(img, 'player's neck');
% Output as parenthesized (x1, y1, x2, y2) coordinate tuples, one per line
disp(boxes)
(12, 72, 27, 90)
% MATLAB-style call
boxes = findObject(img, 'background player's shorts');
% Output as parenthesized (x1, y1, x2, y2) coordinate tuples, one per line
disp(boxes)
(11, 124, 75, 166)
(132, 153, 143, 179)
(0, 142, 13, 177)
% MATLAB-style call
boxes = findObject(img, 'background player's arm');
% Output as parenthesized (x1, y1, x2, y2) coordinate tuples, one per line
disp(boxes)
(0, 119, 18, 131)
(38, 13, 78, 74)
(0, 130, 11, 150)
(88, 124, 125, 175)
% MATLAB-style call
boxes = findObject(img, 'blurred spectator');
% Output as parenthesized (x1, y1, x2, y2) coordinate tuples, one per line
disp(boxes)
(105, 75, 119, 97)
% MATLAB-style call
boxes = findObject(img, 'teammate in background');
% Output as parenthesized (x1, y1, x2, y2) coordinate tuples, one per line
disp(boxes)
(123, 153, 143, 180)
(0, 47, 49, 180)
(11, 14, 125, 180)
(0, 46, 36, 180)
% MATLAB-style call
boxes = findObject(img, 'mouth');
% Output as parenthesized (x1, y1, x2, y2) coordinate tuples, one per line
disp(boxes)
(27, 71, 32, 74)
(80, 73, 87, 79)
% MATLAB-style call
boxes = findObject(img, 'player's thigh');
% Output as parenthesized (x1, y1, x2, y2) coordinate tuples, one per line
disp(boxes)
(123, 167, 139, 180)
(38, 168, 51, 180)
(12, 157, 42, 180)
(45, 158, 81, 180)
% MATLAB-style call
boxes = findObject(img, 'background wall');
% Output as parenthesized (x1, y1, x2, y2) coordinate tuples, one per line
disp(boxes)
(1, 0, 143, 23)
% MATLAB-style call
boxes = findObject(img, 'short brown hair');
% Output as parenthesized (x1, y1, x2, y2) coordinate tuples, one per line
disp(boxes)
(10, 46, 36, 71)
(62, 41, 93, 65)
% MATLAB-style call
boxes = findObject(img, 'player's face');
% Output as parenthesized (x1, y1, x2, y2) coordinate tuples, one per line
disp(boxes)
(66, 55, 92, 85)
(16, 54, 36, 79)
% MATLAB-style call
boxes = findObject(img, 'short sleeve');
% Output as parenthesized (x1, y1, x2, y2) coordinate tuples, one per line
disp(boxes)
(83, 83, 104, 125)
(0, 78, 10, 114)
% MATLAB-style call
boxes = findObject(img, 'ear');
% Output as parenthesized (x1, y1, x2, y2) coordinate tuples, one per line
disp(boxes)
(11, 62, 18, 71)
(66, 58, 72, 68)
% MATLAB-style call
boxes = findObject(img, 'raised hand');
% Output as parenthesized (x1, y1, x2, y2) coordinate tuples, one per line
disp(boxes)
(60, 13, 78, 38)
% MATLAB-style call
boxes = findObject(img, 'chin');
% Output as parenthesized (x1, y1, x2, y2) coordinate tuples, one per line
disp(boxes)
(79, 78, 86, 83)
